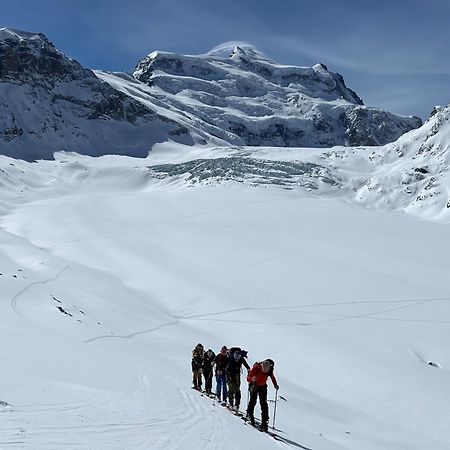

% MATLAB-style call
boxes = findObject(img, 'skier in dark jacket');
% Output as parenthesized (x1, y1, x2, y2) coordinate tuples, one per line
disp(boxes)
(226, 347, 250, 410)
(191, 343, 205, 390)
(246, 359, 279, 432)
(214, 345, 229, 403)
(203, 348, 216, 394)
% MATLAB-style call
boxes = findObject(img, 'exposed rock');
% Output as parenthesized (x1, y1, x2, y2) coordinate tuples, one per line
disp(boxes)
(0, 28, 191, 160)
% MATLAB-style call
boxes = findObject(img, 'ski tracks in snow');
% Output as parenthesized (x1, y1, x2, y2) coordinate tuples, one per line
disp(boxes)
(179, 297, 450, 327)
(82, 319, 179, 344)
(0, 390, 167, 449)
(10, 265, 70, 318)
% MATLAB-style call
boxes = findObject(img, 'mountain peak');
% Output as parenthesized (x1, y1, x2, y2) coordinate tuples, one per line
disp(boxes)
(206, 41, 274, 63)
(0, 27, 47, 43)
(313, 63, 328, 71)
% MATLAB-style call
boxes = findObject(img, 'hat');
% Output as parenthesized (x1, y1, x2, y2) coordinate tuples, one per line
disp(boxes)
(221, 345, 228, 353)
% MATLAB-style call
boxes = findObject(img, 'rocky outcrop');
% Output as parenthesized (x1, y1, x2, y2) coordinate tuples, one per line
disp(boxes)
(0, 28, 191, 160)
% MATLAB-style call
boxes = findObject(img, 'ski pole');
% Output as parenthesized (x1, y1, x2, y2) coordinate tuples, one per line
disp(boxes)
(272, 388, 279, 430)
(213, 377, 216, 405)
(244, 383, 251, 422)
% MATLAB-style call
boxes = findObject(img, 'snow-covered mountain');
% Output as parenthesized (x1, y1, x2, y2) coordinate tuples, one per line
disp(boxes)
(353, 105, 450, 219)
(1, 29, 421, 160)
(100, 43, 421, 149)
(132, 102, 450, 222)
(0, 28, 191, 160)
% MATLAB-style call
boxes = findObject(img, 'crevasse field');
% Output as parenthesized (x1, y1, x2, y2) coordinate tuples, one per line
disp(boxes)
(1, 142, 450, 450)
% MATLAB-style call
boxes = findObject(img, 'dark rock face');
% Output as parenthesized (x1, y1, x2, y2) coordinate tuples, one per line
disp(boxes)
(0, 32, 87, 82)
(341, 107, 423, 147)
(0, 28, 190, 160)
(0, 30, 154, 124)
(227, 121, 306, 147)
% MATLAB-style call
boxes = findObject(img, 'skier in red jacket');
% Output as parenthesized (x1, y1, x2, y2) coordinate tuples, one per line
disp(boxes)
(246, 359, 279, 431)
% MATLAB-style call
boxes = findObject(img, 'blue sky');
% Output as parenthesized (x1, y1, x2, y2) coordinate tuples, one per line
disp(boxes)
(3, 0, 450, 119)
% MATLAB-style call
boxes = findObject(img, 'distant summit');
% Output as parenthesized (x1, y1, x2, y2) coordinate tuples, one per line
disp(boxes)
(206, 41, 275, 63)
(124, 42, 420, 147)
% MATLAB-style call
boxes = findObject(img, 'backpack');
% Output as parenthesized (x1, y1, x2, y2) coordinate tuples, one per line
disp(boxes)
(214, 352, 229, 374)
(192, 351, 204, 371)
(226, 347, 248, 374)
(191, 345, 204, 371)
(203, 349, 216, 370)
(228, 347, 248, 360)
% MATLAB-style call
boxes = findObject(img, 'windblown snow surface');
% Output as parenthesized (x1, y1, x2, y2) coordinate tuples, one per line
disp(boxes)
(1, 108, 450, 449)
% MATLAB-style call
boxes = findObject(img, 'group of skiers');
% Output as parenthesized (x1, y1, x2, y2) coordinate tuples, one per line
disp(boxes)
(191, 343, 279, 432)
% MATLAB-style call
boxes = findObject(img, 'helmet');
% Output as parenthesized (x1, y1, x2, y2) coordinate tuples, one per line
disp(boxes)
(196, 343, 203, 349)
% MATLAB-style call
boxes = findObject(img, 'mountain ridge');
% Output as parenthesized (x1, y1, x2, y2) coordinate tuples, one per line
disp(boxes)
(1, 27, 422, 160)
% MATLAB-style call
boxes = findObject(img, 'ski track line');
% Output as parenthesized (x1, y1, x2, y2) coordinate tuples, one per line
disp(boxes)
(0, 415, 165, 448)
(132, 374, 210, 449)
(180, 297, 450, 320)
(179, 297, 450, 327)
(0, 419, 162, 434)
(10, 265, 70, 318)
(0, 376, 186, 449)
(180, 389, 225, 450)
(8, 392, 117, 415)
(138, 389, 207, 450)
(194, 390, 292, 449)
(83, 319, 179, 344)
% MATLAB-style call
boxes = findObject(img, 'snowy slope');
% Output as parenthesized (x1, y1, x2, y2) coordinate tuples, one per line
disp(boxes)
(1, 137, 450, 448)
(353, 105, 450, 219)
(0, 28, 191, 161)
(1, 27, 450, 450)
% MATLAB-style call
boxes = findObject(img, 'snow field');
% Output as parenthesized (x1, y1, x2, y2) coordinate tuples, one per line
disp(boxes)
(1, 147, 450, 449)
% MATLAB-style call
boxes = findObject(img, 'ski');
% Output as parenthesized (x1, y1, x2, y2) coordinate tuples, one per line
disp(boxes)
(244, 419, 312, 449)
(191, 387, 312, 449)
